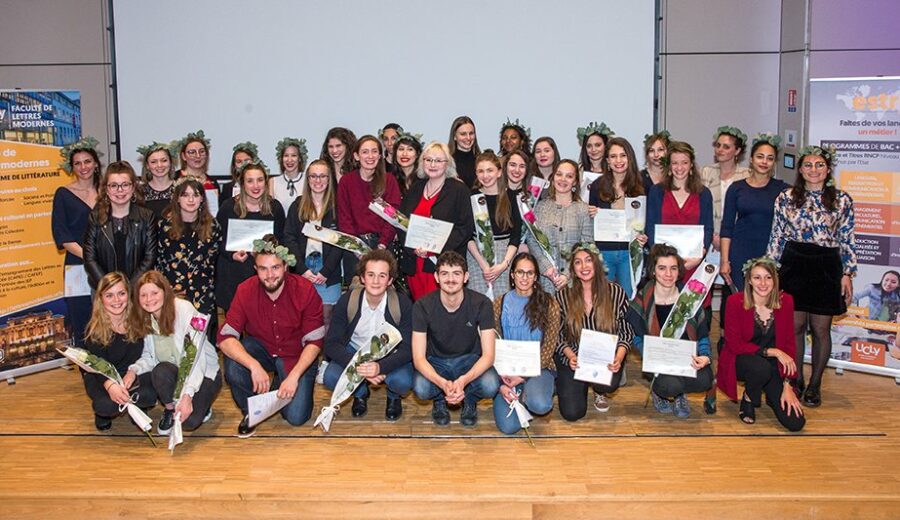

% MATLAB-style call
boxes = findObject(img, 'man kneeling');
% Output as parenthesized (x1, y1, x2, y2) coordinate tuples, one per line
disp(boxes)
(218, 235, 324, 437)
(412, 251, 500, 427)
(322, 249, 414, 420)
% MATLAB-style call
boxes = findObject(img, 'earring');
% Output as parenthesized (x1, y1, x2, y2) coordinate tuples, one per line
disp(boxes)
(571, 186, 577, 193)
(131, 193, 136, 203)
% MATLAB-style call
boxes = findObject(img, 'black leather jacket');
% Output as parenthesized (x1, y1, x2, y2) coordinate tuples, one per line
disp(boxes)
(83, 203, 157, 288)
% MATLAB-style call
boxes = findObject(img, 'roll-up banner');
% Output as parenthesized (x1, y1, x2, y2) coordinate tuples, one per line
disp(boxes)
(808, 77, 900, 382)
(0, 90, 81, 382)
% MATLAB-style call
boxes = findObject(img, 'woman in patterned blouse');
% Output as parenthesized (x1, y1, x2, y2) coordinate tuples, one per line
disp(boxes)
(766, 145, 856, 407)
(157, 176, 222, 343)
(555, 243, 634, 419)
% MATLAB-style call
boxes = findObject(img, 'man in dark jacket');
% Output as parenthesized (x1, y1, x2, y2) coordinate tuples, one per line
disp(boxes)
(322, 249, 414, 421)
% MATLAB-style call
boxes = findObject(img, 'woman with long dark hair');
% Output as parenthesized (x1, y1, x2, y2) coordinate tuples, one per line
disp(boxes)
(53, 137, 102, 346)
(767, 145, 856, 407)
(492, 253, 560, 434)
(853, 270, 900, 321)
(447, 115, 481, 189)
(137, 141, 176, 218)
(319, 127, 357, 185)
(270, 137, 308, 211)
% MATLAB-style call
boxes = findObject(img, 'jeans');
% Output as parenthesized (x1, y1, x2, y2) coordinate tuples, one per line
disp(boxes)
(651, 365, 714, 398)
(323, 344, 414, 399)
(601, 249, 632, 297)
(492, 369, 555, 434)
(413, 353, 500, 404)
(223, 336, 317, 426)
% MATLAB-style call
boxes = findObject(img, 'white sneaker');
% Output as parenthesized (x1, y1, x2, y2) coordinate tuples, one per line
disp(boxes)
(593, 394, 610, 413)
(202, 408, 213, 424)
(315, 359, 329, 384)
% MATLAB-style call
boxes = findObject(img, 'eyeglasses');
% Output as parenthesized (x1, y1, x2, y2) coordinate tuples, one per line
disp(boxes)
(185, 149, 207, 157)
(307, 174, 329, 180)
(107, 182, 133, 191)
(801, 161, 827, 170)
(423, 158, 447, 165)
(513, 270, 536, 278)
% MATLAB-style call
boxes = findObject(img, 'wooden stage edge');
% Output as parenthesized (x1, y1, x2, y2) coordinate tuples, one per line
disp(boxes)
(2, 321, 899, 519)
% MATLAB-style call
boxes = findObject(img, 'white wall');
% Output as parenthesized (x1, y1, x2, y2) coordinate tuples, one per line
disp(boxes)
(112, 0, 656, 175)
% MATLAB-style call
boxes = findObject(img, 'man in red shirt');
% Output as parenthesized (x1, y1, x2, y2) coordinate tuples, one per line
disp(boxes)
(218, 235, 324, 437)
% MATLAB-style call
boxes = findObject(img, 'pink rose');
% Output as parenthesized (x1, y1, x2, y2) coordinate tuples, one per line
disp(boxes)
(523, 211, 536, 224)
(528, 185, 541, 198)
(687, 279, 706, 294)
(383, 204, 397, 218)
(190, 316, 207, 332)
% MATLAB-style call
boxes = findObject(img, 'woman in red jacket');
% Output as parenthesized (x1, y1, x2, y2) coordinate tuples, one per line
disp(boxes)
(719, 257, 805, 431)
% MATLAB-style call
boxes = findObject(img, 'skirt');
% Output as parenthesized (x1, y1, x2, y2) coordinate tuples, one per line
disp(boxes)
(779, 241, 846, 315)
(466, 237, 511, 300)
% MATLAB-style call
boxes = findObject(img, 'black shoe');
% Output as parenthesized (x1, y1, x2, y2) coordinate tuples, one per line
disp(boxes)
(94, 414, 112, 432)
(351, 396, 368, 418)
(460, 399, 478, 427)
(703, 395, 717, 415)
(385, 397, 402, 421)
(802, 386, 821, 407)
(739, 393, 756, 425)
(157, 408, 175, 435)
(237, 415, 256, 438)
(431, 399, 450, 426)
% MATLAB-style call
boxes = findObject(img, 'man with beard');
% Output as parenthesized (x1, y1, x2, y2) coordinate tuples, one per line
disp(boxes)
(218, 234, 324, 437)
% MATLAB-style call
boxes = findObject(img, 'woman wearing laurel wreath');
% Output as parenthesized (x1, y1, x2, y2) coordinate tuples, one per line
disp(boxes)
(53, 137, 102, 346)
(220, 142, 260, 206)
(137, 141, 176, 218)
(719, 258, 805, 431)
(627, 244, 713, 418)
(466, 151, 522, 298)
(766, 145, 856, 408)
(81, 272, 157, 431)
(127, 271, 221, 435)
(270, 137, 309, 211)
(174, 130, 218, 208)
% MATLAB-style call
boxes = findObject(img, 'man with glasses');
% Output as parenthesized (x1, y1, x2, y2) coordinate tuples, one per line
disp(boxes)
(411, 251, 500, 427)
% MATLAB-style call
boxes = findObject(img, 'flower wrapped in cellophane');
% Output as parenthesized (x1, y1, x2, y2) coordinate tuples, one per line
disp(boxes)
(369, 198, 410, 231)
(302, 222, 371, 257)
(313, 324, 403, 432)
(168, 313, 209, 453)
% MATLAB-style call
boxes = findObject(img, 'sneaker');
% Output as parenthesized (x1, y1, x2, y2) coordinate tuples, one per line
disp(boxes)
(593, 394, 610, 413)
(431, 399, 450, 426)
(315, 359, 329, 385)
(385, 397, 402, 421)
(202, 408, 213, 424)
(351, 396, 368, 418)
(673, 394, 690, 418)
(652, 391, 673, 414)
(237, 415, 256, 438)
(94, 414, 112, 432)
(460, 399, 478, 427)
(157, 408, 175, 435)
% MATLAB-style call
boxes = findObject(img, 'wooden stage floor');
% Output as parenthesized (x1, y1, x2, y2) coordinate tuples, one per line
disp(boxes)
(2, 348, 899, 518)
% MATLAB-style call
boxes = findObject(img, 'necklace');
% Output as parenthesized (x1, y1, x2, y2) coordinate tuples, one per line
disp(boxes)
(425, 180, 444, 199)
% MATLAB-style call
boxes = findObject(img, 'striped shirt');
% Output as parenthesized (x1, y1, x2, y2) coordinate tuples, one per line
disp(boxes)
(554, 281, 634, 362)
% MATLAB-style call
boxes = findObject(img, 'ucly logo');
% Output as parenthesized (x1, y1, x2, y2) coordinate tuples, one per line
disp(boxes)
(850, 341, 884, 365)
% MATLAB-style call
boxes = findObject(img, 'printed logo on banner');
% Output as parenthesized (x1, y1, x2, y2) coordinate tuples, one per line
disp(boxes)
(787, 89, 797, 113)
(850, 340, 885, 366)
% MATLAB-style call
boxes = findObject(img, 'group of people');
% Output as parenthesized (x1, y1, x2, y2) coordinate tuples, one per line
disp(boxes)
(52, 116, 857, 436)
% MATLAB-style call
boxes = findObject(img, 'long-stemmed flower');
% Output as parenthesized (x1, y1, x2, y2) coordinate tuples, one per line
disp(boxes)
(369, 199, 410, 231)
(169, 314, 209, 453)
(302, 223, 371, 257)
(517, 197, 555, 268)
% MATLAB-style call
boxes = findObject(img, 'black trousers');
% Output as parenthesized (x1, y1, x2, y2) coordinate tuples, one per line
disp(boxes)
(652, 365, 714, 398)
(555, 356, 623, 422)
(151, 362, 223, 431)
(736, 354, 806, 432)
(83, 372, 156, 418)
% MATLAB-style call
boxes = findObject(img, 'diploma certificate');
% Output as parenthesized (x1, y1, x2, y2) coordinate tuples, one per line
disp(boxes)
(655, 224, 704, 258)
(404, 214, 453, 254)
(574, 329, 618, 386)
(593, 209, 628, 242)
(641, 335, 697, 378)
(225, 219, 273, 252)
(494, 339, 541, 377)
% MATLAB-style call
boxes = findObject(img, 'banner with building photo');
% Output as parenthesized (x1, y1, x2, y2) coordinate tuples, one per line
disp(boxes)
(808, 77, 900, 380)
(0, 90, 81, 380)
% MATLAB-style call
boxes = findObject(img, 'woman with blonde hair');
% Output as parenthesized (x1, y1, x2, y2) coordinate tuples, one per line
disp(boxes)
(81, 272, 157, 431)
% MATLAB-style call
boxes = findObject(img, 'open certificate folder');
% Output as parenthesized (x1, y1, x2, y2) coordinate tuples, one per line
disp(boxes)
(404, 214, 453, 254)
(225, 219, 273, 252)
(573, 329, 618, 386)
(641, 336, 697, 378)
(494, 339, 541, 377)
(655, 224, 704, 258)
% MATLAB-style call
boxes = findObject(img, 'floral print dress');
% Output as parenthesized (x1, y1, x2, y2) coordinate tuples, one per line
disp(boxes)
(156, 218, 222, 315)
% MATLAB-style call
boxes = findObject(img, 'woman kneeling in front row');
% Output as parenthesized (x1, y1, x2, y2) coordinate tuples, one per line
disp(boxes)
(718, 258, 805, 431)
(628, 244, 713, 418)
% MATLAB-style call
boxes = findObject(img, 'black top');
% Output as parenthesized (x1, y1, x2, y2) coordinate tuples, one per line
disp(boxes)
(51, 187, 92, 266)
(83, 332, 143, 386)
(412, 288, 494, 358)
(283, 197, 344, 286)
(82, 203, 158, 288)
(472, 190, 523, 246)
(751, 310, 776, 354)
(453, 149, 477, 190)
(214, 198, 286, 310)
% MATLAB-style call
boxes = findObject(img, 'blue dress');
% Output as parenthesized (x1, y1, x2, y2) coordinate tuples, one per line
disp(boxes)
(720, 178, 788, 290)
(51, 187, 93, 346)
